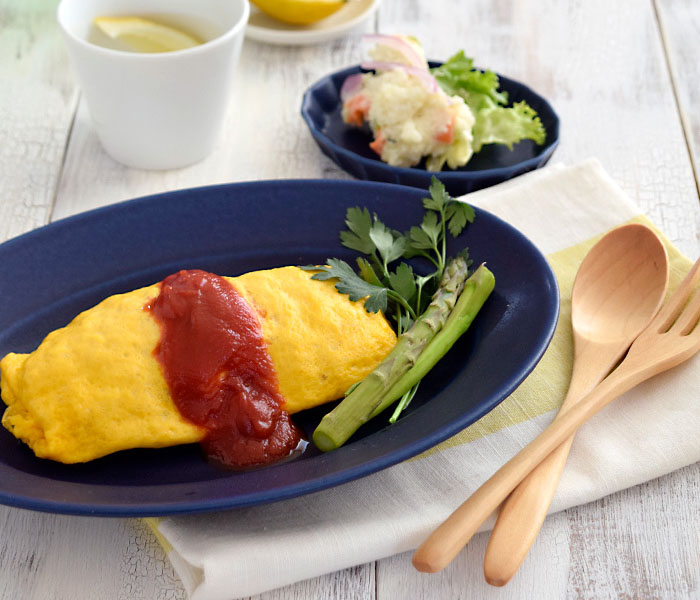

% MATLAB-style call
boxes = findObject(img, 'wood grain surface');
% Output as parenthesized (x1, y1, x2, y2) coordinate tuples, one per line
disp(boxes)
(0, 0, 698, 598)
(656, 0, 700, 198)
(0, 0, 78, 240)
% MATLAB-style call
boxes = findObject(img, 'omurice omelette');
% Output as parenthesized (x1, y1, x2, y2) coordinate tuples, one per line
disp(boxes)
(0, 267, 396, 468)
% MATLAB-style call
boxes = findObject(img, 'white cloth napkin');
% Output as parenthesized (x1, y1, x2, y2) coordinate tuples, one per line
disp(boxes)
(147, 159, 700, 600)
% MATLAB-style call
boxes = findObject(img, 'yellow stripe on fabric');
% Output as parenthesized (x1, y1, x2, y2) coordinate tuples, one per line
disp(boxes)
(143, 517, 173, 554)
(417, 215, 693, 458)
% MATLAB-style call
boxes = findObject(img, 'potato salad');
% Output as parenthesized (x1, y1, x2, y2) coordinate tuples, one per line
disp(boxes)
(341, 35, 546, 171)
(341, 35, 475, 171)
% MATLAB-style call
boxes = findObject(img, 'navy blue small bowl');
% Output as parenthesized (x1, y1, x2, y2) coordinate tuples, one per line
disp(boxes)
(301, 63, 560, 196)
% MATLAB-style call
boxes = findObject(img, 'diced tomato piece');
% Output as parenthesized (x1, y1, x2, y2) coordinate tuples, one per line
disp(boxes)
(369, 131, 386, 155)
(435, 112, 456, 144)
(344, 94, 370, 127)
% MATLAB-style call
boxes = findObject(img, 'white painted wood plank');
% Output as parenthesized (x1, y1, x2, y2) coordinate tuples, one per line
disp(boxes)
(564, 462, 700, 598)
(0, 512, 185, 600)
(655, 0, 700, 196)
(0, 0, 79, 240)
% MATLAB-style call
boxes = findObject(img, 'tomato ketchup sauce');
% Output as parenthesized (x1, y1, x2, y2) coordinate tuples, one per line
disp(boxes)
(147, 269, 303, 469)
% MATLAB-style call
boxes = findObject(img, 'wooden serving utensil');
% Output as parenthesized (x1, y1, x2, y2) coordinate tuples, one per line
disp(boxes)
(413, 249, 700, 576)
(484, 223, 669, 585)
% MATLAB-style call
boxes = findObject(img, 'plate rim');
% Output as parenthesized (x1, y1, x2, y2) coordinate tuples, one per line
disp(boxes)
(0, 179, 559, 516)
(245, 0, 380, 45)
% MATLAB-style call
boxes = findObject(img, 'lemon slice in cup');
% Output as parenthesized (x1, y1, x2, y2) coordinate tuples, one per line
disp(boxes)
(93, 16, 203, 53)
(250, 0, 347, 25)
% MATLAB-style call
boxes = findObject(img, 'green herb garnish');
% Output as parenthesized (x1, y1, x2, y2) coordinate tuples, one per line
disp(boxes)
(303, 177, 475, 335)
(303, 179, 495, 449)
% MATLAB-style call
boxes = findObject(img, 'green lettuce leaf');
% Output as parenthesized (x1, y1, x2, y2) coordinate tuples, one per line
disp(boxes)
(431, 51, 546, 153)
(471, 101, 546, 152)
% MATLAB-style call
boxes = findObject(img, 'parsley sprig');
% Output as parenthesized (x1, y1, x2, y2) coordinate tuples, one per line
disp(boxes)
(307, 179, 495, 448)
(303, 177, 474, 334)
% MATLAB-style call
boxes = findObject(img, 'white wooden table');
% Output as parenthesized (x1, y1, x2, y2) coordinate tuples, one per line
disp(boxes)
(2, 0, 699, 598)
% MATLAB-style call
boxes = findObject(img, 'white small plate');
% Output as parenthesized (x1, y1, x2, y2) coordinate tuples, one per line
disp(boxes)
(245, 0, 379, 46)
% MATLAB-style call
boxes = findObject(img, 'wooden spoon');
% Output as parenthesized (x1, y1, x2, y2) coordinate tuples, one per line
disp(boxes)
(482, 223, 669, 585)
(412, 223, 670, 575)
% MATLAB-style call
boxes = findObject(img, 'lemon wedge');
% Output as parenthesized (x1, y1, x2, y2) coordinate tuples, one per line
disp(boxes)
(93, 16, 203, 53)
(250, 0, 346, 25)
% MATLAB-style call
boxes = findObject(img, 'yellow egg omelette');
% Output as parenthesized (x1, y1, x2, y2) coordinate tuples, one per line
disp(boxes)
(0, 266, 396, 464)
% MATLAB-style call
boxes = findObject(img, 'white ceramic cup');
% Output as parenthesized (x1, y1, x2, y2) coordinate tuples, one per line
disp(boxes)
(57, 0, 249, 170)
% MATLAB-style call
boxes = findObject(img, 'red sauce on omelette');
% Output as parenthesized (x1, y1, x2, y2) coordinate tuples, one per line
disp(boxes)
(147, 269, 302, 469)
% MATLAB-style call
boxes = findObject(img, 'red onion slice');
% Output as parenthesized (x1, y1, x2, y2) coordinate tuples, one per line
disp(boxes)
(340, 73, 364, 102)
(360, 61, 439, 92)
(362, 34, 426, 69)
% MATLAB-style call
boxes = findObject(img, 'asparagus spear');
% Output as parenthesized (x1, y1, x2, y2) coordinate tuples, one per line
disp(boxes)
(313, 260, 494, 452)
(371, 263, 495, 417)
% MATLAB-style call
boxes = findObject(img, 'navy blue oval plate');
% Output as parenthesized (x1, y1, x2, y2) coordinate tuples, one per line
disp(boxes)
(0, 180, 558, 516)
(301, 64, 560, 196)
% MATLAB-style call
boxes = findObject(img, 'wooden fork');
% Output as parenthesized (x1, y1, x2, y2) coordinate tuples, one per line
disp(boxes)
(412, 257, 700, 574)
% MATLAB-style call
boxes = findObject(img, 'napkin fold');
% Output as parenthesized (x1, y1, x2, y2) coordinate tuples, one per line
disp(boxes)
(146, 159, 700, 600)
